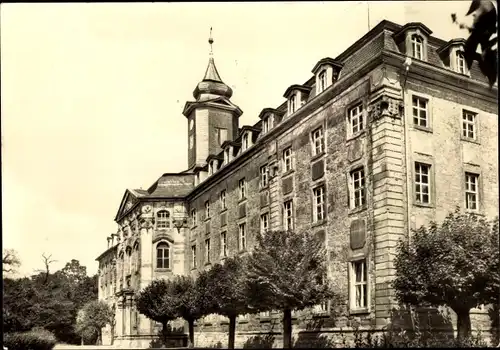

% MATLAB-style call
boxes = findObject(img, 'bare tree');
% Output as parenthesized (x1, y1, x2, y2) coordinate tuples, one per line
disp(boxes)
(35, 253, 57, 284)
(2, 248, 21, 274)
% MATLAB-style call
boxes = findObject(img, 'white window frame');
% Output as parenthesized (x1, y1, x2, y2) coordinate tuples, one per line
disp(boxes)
(238, 223, 246, 250)
(411, 34, 423, 60)
(456, 51, 466, 74)
(263, 117, 269, 133)
(260, 165, 269, 188)
(348, 104, 364, 136)
(462, 110, 477, 140)
(311, 127, 324, 156)
(349, 259, 368, 311)
(220, 190, 227, 210)
(224, 148, 230, 164)
(350, 168, 366, 209)
(242, 133, 249, 151)
(465, 172, 479, 211)
(260, 212, 269, 233)
(289, 93, 296, 115)
(205, 201, 210, 219)
(156, 210, 170, 229)
(204, 238, 211, 264)
(191, 245, 197, 269)
(412, 96, 429, 128)
(239, 178, 246, 200)
(313, 186, 325, 222)
(283, 147, 293, 172)
(415, 162, 431, 205)
(318, 70, 327, 93)
(220, 232, 227, 258)
(283, 200, 294, 231)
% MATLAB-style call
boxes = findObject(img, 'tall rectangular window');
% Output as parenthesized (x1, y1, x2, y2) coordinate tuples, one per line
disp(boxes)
(205, 201, 210, 219)
(411, 34, 423, 60)
(238, 223, 246, 251)
(191, 209, 197, 226)
(313, 186, 326, 222)
(283, 200, 294, 231)
(217, 128, 228, 146)
(239, 178, 246, 200)
(415, 162, 431, 204)
(220, 190, 227, 210)
(204, 238, 211, 264)
(462, 110, 477, 140)
(220, 232, 227, 258)
(242, 133, 249, 150)
(311, 127, 324, 156)
(263, 117, 269, 133)
(283, 147, 293, 172)
(348, 104, 364, 135)
(260, 165, 269, 188)
(350, 260, 368, 310)
(465, 172, 479, 211)
(456, 51, 466, 74)
(412, 96, 428, 128)
(260, 213, 269, 233)
(191, 245, 197, 269)
(224, 148, 231, 164)
(350, 168, 366, 209)
(318, 70, 327, 93)
(289, 94, 296, 114)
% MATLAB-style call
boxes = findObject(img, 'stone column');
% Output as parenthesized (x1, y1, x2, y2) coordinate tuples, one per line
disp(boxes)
(115, 296, 124, 338)
(368, 74, 406, 328)
(138, 204, 154, 335)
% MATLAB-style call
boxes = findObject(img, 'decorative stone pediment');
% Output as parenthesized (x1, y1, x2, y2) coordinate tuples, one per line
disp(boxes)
(115, 190, 141, 222)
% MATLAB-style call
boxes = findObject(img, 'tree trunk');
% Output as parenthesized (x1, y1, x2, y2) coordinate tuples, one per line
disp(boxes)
(188, 318, 195, 347)
(456, 308, 472, 343)
(161, 322, 169, 347)
(97, 329, 102, 345)
(282, 308, 293, 348)
(228, 315, 237, 349)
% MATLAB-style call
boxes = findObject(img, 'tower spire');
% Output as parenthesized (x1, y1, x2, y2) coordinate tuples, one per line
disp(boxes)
(209, 27, 214, 56)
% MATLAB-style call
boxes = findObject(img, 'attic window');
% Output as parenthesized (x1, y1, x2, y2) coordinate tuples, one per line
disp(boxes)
(318, 70, 328, 93)
(456, 51, 466, 74)
(263, 115, 274, 134)
(224, 148, 231, 164)
(242, 133, 249, 151)
(289, 93, 296, 115)
(411, 34, 424, 60)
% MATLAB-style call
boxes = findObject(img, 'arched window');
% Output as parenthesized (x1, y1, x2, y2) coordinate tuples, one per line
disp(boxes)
(125, 247, 132, 275)
(411, 34, 423, 60)
(156, 242, 170, 269)
(157, 210, 170, 229)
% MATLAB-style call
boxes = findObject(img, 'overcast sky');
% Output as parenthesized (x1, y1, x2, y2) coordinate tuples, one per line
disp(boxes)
(2, 1, 472, 277)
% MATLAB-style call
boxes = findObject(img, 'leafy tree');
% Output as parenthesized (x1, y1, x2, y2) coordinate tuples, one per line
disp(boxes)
(393, 209, 499, 342)
(3, 248, 21, 275)
(75, 300, 114, 345)
(61, 259, 87, 285)
(170, 275, 211, 347)
(204, 256, 257, 349)
(3, 277, 39, 332)
(246, 230, 334, 348)
(135, 279, 178, 346)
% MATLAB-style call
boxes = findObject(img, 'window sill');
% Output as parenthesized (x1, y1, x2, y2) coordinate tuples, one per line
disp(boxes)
(311, 151, 325, 163)
(349, 204, 367, 215)
(204, 217, 211, 222)
(346, 130, 366, 142)
(312, 219, 327, 228)
(238, 197, 247, 204)
(191, 267, 198, 271)
(155, 268, 172, 273)
(204, 262, 212, 267)
(349, 307, 370, 316)
(220, 208, 228, 214)
(259, 317, 271, 323)
(413, 202, 434, 209)
(259, 185, 269, 192)
(413, 125, 433, 133)
(191, 225, 197, 230)
(461, 136, 480, 145)
(282, 169, 295, 178)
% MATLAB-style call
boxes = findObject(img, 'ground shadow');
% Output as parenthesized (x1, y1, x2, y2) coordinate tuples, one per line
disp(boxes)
(149, 324, 188, 349)
(242, 333, 276, 349)
(292, 318, 335, 348)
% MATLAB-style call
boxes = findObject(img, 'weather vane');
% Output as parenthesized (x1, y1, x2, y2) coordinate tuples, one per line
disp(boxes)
(209, 27, 214, 56)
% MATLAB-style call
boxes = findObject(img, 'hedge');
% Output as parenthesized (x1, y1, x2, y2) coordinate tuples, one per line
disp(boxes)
(3, 328, 57, 350)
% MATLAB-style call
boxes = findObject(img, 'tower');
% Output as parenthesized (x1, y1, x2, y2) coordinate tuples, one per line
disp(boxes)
(182, 28, 243, 171)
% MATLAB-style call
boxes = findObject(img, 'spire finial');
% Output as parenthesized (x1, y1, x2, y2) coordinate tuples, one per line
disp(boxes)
(208, 27, 214, 56)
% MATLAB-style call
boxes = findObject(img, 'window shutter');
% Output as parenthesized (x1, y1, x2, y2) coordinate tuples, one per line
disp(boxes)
(311, 159, 325, 180)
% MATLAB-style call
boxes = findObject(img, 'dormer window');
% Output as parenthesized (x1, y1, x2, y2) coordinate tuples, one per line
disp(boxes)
(289, 94, 296, 115)
(456, 51, 466, 74)
(263, 115, 274, 133)
(224, 148, 230, 164)
(411, 34, 423, 60)
(318, 70, 327, 93)
(242, 133, 249, 151)
(208, 162, 213, 175)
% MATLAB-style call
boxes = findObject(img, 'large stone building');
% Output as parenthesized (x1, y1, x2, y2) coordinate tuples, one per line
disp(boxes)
(96, 20, 498, 347)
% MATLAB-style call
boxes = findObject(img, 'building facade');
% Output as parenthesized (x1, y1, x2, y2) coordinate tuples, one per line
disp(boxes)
(96, 20, 498, 348)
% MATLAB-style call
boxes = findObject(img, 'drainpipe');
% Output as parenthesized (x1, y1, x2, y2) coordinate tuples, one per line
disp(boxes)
(401, 57, 412, 245)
